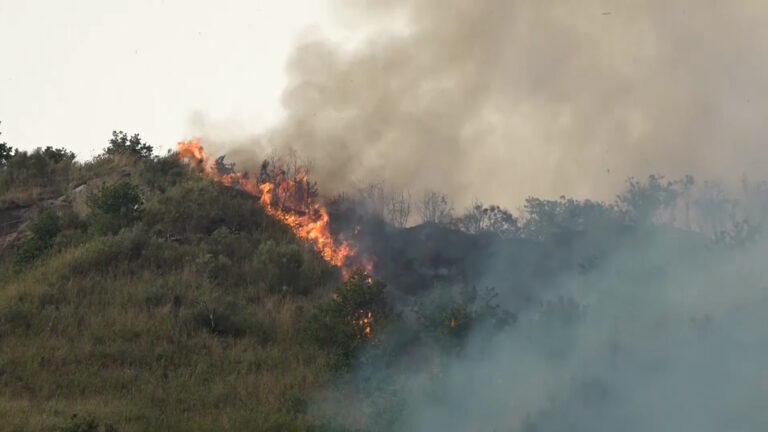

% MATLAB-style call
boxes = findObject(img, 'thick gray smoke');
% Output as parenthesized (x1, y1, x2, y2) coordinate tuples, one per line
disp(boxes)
(195, 2, 768, 429)
(229, 0, 768, 208)
(312, 223, 768, 431)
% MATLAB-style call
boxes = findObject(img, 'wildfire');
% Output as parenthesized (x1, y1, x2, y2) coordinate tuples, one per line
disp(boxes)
(177, 139, 357, 271)
(356, 310, 373, 339)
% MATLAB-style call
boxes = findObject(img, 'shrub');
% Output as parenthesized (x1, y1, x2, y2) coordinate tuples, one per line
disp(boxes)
(252, 240, 327, 295)
(307, 270, 390, 366)
(58, 414, 117, 432)
(0, 146, 75, 198)
(13, 210, 62, 266)
(87, 182, 143, 234)
(104, 131, 153, 159)
(189, 297, 272, 342)
(41, 146, 76, 164)
(141, 180, 267, 238)
(136, 153, 189, 192)
(414, 285, 516, 349)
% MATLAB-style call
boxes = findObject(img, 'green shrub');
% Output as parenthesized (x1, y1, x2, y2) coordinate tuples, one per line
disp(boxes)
(414, 285, 516, 349)
(307, 270, 390, 366)
(136, 153, 188, 192)
(188, 297, 272, 342)
(104, 131, 153, 159)
(87, 182, 143, 234)
(141, 180, 267, 238)
(58, 414, 117, 432)
(0, 122, 12, 165)
(13, 210, 62, 266)
(253, 240, 326, 295)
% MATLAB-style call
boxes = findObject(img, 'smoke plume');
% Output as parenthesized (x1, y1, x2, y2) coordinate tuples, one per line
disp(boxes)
(209, 0, 768, 209)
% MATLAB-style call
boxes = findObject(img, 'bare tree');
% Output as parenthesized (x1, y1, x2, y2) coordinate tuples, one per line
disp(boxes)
(418, 190, 453, 224)
(453, 199, 518, 236)
(358, 182, 388, 219)
(387, 189, 412, 228)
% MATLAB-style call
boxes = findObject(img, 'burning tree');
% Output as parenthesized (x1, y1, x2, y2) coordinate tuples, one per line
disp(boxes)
(177, 140, 356, 272)
(307, 269, 391, 365)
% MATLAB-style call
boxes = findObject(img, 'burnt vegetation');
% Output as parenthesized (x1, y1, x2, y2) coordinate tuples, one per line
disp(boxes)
(2, 127, 768, 430)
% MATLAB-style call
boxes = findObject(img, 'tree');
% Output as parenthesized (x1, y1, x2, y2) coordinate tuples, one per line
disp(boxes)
(104, 131, 153, 159)
(307, 270, 390, 366)
(0, 121, 14, 165)
(87, 182, 144, 234)
(453, 200, 518, 236)
(41, 146, 75, 164)
(418, 190, 453, 224)
(387, 189, 412, 228)
(615, 175, 684, 225)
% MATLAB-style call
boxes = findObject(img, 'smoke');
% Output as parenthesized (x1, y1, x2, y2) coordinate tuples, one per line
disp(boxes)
(312, 219, 768, 431)
(186, 2, 768, 428)
(209, 0, 768, 209)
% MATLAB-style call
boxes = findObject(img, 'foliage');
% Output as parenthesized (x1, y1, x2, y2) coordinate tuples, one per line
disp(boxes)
(14, 210, 62, 267)
(87, 182, 143, 234)
(307, 270, 390, 366)
(0, 146, 75, 201)
(0, 138, 344, 430)
(0, 121, 13, 165)
(452, 200, 519, 236)
(414, 285, 516, 347)
(520, 196, 621, 242)
(188, 297, 272, 341)
(616, 175, 693, 225)
(40, 146, 76, 164)
(104, 131, 153, 159)
(58, 414, 117, 432)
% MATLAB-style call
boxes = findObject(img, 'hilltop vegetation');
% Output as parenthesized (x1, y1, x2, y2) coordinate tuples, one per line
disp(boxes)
(0, 133, 391, 431)
(3, 129, 768, 431)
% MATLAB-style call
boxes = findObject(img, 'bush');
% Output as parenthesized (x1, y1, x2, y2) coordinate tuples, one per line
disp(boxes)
(87, 182, 143, 234)
(14, 210, 62, 266)
(104, 131, 153, 159)
(141, 180, 267, 238)
(189, 297, 272, 341)
(414, 285, 516, 348)
(0, 146, 75, 198)
(58, 414, 117, 432)
(252, 240, 327, 295)
(307, 270, 390, 366)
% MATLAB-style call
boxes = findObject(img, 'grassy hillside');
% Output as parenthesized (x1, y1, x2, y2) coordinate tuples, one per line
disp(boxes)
(3, 133, 759, 431)
(0, 137, 370, 431)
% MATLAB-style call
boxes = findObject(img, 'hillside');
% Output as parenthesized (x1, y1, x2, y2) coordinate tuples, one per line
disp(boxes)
(3, 133, 766, 431)
(0, 137, 352, 431)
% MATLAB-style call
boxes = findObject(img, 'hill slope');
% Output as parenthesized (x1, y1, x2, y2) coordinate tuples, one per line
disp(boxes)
(1, 148, 345, 431)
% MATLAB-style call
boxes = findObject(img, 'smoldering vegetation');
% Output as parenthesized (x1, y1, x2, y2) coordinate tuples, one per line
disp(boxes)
(311, 174, 768, 431)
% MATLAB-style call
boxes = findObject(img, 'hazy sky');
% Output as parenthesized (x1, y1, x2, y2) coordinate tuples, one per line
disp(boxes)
(4, 1, 768, 207)
(0, 0, 333, 158)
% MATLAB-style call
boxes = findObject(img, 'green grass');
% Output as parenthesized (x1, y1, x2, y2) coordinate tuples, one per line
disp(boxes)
(0, 151, 345, 431)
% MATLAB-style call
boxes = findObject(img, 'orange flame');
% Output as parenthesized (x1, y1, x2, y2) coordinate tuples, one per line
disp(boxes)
(356, 310, 373, 339)
(177, 139, 359, 271)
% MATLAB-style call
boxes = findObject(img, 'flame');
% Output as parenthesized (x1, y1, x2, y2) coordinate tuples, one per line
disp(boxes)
(177, 139, 360, 271)
(356, 310, 373, 339)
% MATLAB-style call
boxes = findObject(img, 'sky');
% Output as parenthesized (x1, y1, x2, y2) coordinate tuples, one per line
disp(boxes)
(3, 1, 768, 208)
(0, 0, 333, 158)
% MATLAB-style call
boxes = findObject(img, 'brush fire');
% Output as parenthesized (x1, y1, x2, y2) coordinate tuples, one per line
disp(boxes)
(178, 140, 358, 270)
(178, 140, 375, 338)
